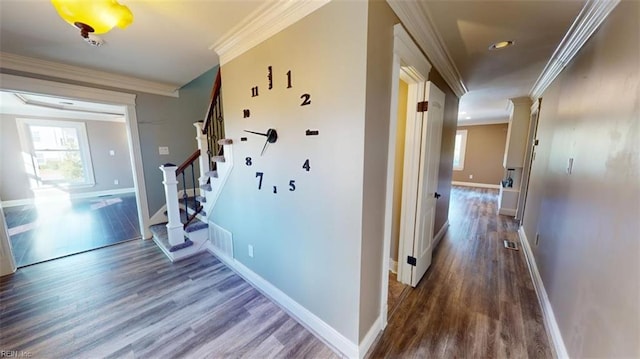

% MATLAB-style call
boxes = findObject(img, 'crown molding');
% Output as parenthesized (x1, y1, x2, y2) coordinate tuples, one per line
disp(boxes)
(387, 0, 467, 98)
(530, 0, 620, 99)
(0, 52, 180, 97)
(211, 0, 330, 66)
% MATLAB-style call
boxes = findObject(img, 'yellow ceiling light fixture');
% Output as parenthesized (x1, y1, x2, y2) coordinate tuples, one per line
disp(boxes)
(51, 0, 134, 39)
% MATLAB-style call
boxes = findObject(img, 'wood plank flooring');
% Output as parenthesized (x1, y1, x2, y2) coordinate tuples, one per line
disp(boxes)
(1, 186, 552, 358)
(5, 193, 141, 267)
(0, 241, 338, 358)
(368, 186, 553, 358)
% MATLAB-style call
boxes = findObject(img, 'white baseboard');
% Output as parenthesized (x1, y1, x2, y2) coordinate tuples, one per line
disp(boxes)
(518, 227, 569, 359)
(389, 258, 398, 274)
(1, 187, 135, 207)
(498, 208, 517, 216)
(359, 315, 382, 359)
(452, 181, 501, 189)
(206, 244, 358, 358)
(433, 220, 449, 248)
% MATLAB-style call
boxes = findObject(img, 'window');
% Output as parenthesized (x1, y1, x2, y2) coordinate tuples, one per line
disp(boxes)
(17, 119, 95, 187)
(453, 129, 468, 171)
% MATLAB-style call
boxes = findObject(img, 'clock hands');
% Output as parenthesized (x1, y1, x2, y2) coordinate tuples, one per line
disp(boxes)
(244, 128, 278, 156)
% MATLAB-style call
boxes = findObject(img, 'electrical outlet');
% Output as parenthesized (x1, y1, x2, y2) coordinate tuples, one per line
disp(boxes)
(248, 244, 254, 258)
(159, 146, 169, 155)
(113, 179, 119, 185)
(535, 233, 540, 246)
(469, 174, 473, 179)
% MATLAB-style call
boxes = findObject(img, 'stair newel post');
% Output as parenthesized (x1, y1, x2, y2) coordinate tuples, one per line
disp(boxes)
(194, 122, 210, 187)
(159, 164, 184, 246)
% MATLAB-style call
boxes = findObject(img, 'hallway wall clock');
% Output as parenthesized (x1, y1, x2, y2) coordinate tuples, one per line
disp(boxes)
(240, 65, 319, 194)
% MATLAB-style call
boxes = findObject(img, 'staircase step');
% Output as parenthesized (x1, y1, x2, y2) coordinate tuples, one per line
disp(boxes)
(149, 223, 194, 252)
(179, 196, 201, 211)
(185, 217, 209, 233)
(211, 156, 225, 163)
(205, 170, 218, 178)
(218, 138, 233, 145)
(196, 195, 206, 203)
(200, 183, 212, 191)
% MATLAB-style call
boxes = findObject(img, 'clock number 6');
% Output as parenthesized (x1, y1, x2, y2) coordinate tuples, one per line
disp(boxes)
(256, 172, 264, 190)
(302, 159, 311, 172)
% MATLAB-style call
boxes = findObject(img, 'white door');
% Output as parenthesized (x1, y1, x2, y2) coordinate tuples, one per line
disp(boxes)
(410, 82, 445, 287)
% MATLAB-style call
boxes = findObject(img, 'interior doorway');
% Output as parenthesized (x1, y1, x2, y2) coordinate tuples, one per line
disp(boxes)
(0, 74, 151, 272)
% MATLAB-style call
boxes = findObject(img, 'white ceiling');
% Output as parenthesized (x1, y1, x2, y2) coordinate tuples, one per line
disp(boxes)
(423, 0, 585, 124)
(0, 0, 585, 125)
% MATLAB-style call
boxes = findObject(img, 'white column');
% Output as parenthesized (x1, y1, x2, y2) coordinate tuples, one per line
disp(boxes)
(194, 122, 209, 187)
(159, 164, 183, 246)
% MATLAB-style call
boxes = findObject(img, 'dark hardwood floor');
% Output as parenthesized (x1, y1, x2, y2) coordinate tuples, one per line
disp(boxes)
(368, 186, 553, 358)
(4, 193, 141, 267)
(0, 239, 337, 358)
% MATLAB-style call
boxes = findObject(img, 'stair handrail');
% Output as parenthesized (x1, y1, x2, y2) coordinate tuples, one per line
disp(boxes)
(202, 69, 224, 171)
(175, 149, 202, 228)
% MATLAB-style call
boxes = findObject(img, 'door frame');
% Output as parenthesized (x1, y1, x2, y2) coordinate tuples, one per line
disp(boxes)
(380, 24, 432, 326)
(0, 74, 151, 272)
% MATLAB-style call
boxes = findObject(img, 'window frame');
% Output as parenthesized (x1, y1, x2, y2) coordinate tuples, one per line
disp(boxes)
(16, 118, 95, 187)
(453, 129, 468, 171)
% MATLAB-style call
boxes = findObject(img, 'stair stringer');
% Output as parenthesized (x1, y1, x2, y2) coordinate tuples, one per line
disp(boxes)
(201, 143, 233, 219)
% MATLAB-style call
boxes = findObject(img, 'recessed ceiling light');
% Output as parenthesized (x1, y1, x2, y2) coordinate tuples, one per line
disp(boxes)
(465, 116, 471, 120)
(459, 111, 467, 115)
(489, 40, 514, 50)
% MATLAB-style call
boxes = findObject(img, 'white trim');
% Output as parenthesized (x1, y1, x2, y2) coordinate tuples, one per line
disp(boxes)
(457, 118, 509, 126)
(386, 1, 467, 97)
(0, 52, 179, 98)
(529, 0, 620, 99)
(359, 316, 382, 359)
(206, 243, 358, 358)
(518, 227, 569, 359)
(451, 181, 501, 189)
(1, 188, 136, 207)
(498, 208, 517, 216)
(389, 258, 398, 274)
(0, 74, 137, 105)
(432, 220, 449, 248)
(212, 0, 330, 66)
(382, 24, 433, 330)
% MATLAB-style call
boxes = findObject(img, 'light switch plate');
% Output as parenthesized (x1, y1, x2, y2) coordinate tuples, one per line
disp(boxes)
(159, 146, 169, 155)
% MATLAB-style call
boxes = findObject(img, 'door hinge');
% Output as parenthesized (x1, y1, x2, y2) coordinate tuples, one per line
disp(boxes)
(416, 101, 428, 112)
(407, 256, 417, 266)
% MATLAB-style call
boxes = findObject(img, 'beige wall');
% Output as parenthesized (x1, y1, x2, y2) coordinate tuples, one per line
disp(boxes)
(452, 123, 508, 185)
(214, 1, 368, 343)
(359, 0, 400, 341)
(390, 80, 408, 262)
(522, 1, 639, 357)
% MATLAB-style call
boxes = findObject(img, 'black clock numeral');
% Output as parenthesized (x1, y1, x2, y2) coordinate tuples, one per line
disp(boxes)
(300, 93, 311, 106)
(289, 180, 296, 191)
(286, 70, 292, 89)
(256, 172, 263, 190)
(245, 157, 252, 166)
(268, 66, 273, 90)
(243, 109, 250, 118)
(251, 86, 259, 97)
(273, 186, 277, 194)
(302, 159, 311, 172)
